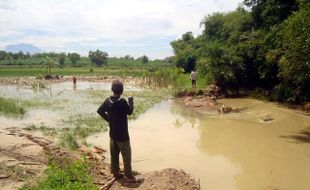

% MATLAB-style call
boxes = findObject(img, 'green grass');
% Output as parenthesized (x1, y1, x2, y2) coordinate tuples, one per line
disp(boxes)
(58, 132, 80, 150)
(0, 66, 150, 77)
(61, 114, 107, 134)
(0, 97, 26, 117)
(20, 160, 98, 190)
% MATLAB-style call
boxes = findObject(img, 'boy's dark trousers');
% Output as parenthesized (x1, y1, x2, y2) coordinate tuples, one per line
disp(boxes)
(110, 139, 132, 177)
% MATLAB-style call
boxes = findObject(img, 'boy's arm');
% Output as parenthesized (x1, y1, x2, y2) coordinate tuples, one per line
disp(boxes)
(125, 98, 134, 115)
(97, 101, 110, 122)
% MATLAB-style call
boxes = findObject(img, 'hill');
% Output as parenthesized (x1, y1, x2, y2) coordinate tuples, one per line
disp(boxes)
(5, 43, 42, 54)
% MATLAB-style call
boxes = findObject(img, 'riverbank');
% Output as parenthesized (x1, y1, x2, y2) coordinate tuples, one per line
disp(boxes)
(176, 87, 310, 115)
(0, 127, 200, 190)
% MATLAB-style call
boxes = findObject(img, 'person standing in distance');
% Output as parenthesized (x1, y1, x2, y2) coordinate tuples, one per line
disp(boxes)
(97, 79, 137, 182)
(190, 69, 197, 88)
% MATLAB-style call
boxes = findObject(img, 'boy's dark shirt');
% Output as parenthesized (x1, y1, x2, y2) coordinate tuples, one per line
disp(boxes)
(97, 96, 133, 141)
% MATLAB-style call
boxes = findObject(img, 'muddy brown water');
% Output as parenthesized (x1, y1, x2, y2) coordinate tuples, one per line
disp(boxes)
(1, 81, 310, 190)
(87, 98, 310, 190)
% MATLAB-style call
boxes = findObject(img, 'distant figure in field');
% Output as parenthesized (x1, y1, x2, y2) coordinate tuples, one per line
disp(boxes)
(73, 76, 77, 84)
(97, 80, 140, 182)
(190, 69, 197, 88)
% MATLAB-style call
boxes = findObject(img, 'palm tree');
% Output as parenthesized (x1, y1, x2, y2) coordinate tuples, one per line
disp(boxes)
(40, 56, 62, 76)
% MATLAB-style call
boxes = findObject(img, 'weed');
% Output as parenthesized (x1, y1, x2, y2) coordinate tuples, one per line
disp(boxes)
(0, 97, 26, 117)
(20, 160, 98, 190)
(58, 132, 80, 150)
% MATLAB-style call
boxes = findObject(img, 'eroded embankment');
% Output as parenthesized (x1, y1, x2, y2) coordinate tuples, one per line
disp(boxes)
(0, 127, 200, 190)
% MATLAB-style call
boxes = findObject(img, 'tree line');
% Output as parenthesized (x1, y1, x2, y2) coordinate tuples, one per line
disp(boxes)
(0, 50, 151, 66)
(170, 0, 309, 104)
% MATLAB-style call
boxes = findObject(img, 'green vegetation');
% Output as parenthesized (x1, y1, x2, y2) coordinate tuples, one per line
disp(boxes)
(58, 132, 80, 150)
(40, 56, 63, 75)
(171, 1, 310, 104)
(0, 51, 171, 67)
(0, 66, 169, 77)
(20, 160, 98, 190)
(88, 50, 108, 67)
(0, 97, 26, 117)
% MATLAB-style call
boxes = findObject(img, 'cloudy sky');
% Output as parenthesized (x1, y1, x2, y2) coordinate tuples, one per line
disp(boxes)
(0, 0, 242, 59)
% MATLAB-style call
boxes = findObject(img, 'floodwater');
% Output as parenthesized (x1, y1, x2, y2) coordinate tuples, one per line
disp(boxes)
(0, 81, 142, 128)
(1, 81, 310, 190)
(87, 98, 310, 190)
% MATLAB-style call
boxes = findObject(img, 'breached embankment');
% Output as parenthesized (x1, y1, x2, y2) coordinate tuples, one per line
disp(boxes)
(0, 127, 200, 190)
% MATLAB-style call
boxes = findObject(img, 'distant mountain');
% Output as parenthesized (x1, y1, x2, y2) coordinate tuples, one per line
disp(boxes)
(5, 43, 42, 54)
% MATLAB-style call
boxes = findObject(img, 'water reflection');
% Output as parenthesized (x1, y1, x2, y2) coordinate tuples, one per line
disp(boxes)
(169, 101, 200, 129)
(73, 83, 77, 91)
(197, 98, 310, 190)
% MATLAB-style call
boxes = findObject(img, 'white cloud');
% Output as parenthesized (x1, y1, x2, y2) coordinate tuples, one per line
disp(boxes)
(0, 0, 243, 58)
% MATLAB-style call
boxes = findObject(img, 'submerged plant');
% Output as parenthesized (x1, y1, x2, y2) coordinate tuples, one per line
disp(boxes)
(0, 97, 26, 117)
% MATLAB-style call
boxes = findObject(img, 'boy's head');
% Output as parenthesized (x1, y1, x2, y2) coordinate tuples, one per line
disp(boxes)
(111, 80, 124, 95)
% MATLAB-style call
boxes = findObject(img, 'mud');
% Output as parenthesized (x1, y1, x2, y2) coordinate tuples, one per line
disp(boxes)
(0, 127, 200, 190)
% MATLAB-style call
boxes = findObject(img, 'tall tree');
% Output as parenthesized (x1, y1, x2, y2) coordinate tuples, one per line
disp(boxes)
(243, 0, 298, 29)
(59, 53, 66, 66)
(275, 5, 310, 103)
(140, 55, 149, 64)
(68, 52, 80, 66)
(88, 50, 108, 67)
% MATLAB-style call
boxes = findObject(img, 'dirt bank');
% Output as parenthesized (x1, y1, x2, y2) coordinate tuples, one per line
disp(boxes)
(0, 127, 200, 190)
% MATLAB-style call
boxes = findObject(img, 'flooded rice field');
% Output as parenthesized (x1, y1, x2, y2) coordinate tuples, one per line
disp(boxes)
(1, 80, 310, 190)
(0, 80, 142, 128)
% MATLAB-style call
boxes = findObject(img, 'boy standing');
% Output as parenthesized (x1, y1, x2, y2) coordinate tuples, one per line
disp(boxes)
(97, 79, 136, 182)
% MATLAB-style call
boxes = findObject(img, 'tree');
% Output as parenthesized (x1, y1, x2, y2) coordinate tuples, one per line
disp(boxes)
(124, 55, 133, 60)
(0, 51, 7, 60)
(40, 56, 62, 75)
(141, 55, 148, 64)
(59, 53, 66, 66)
(243, 0, 298, 29)
(275, 5, 310, 103)
(170, 31, 197, 72)
(68, 52, 80, 66)
(182, 32, 194, 42)
(88, 50, 108, 67)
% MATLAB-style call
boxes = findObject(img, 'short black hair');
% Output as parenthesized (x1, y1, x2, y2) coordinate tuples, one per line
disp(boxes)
(111, 80, 124, 95)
